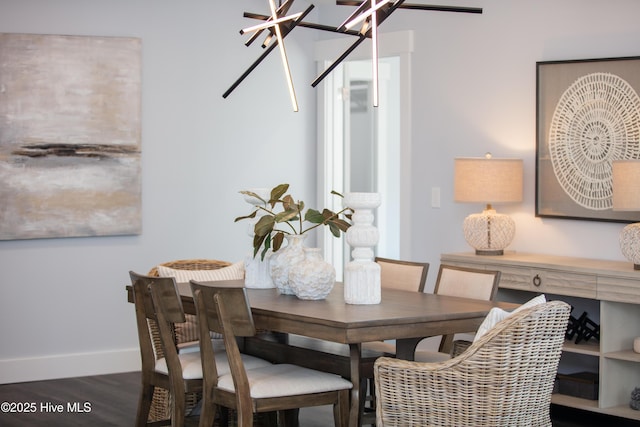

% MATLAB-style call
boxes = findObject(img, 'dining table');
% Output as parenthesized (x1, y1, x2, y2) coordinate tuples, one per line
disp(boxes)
(128, 279, 517, 427)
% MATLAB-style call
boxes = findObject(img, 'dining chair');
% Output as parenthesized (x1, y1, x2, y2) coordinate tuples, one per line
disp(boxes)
(374, 300, 571, 427)
(144, 259, 234, 421)
(361, 257, 430, 355)
(360, 258, 429, 418)
(189, 281, 352, 427)
(413, 263, 501, 362)
(130, 271, 204, 427)
(131, 271, 271, 427)
(375, 257, 430, 292)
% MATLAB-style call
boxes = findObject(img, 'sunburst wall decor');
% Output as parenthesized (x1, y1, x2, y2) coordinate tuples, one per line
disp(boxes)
(536, 56, 640, 223)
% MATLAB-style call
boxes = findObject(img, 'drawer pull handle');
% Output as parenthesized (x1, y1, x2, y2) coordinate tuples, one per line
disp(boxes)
(533, 274, 542, 287)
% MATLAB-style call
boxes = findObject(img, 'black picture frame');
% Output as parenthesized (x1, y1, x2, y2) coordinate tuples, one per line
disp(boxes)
(536, 56, 640, 223)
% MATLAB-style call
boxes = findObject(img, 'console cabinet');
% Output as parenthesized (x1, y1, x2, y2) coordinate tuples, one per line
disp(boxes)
(441, 252, 640, 421)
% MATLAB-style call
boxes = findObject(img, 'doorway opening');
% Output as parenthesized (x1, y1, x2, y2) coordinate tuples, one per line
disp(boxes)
(316, 31, 413, 279)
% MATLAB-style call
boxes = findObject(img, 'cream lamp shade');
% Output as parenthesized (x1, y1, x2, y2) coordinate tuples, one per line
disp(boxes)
(612, 160, 640, 269)
(454, 154, 523, 255)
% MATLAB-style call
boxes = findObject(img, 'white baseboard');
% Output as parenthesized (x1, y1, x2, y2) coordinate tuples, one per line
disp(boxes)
(0, 348, 140, 384)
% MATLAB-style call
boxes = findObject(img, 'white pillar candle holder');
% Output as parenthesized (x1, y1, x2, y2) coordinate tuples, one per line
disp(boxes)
(343, 192, 381, 304)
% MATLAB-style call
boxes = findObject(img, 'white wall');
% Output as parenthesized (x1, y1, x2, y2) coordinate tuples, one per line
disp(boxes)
(1, 0, 640, 383)
(0, 0, 319, 383)
(399, 0, 640, 291)
(315, 0, 640, 290)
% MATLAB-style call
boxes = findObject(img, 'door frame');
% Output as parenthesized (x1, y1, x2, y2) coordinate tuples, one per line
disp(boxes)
(315, 30, 414, 277)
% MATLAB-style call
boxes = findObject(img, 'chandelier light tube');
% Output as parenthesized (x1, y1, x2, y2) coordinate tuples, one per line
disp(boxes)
(240, 12, 303, 35)
(370, 0, 379, 106)
(268, 0, 298, 111)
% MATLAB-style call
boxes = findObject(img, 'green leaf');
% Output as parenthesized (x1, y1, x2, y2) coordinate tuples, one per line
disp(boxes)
(270, 184, 289, 205)
(281, 194, 294, 211)
(254, 215, 275, 237)
(234, 210, 257, 222)
(259, 233, 271, 260)
(304, 208, 324, 224)
(253, 233, 267, 257)
(239, 190, 266, 205)
(272, 232, 285, 252)
(275, 208, 299, 223)
(330, 190, 345, 198)
(328, 222, 341, 237)
(321, 208, 337, 220)
(330, 218, 351, 232)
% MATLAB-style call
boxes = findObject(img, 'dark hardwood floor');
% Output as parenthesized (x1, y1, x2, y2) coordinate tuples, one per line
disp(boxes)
(0, 371, 140, 426)
(1, 371, 639, 426)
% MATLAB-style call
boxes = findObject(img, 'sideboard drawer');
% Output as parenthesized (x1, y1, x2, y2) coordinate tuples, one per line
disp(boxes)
(495, 265, 531, 290)
(598, 275, 640, 304)
(499, 266, 596, 298)
(536, 269, 596, 298)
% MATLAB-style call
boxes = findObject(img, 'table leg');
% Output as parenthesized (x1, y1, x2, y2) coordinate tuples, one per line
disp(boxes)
(348, 343, 362, 427)
(395, 337, 422, 361)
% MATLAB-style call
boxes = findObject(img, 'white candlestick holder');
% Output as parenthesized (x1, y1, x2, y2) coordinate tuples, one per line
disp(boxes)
(343, 192, 381, 304)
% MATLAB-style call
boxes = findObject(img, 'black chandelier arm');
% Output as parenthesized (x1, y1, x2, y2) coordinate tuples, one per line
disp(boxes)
(243, 12, 362, 37)
(336, 0, 482, 14)
(336, 0, 375, 32)
(224, 0, 483, 104)
(312, 0, 406, 87)
(223, 4, 315, 99)
(279, 4, 316, 37)
(292, 20, 361, 36)
(311, 36, 367, 87)
(242, 0, 295, 47)
(398, 4, 482, 13)
(222, 39, 279, 99)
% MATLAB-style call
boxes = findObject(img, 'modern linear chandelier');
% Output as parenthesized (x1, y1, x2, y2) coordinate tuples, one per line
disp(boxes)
(223, 0, 482, 111)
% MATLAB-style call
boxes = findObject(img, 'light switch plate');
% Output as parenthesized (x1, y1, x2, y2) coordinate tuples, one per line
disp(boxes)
(431, 187, 441, 208)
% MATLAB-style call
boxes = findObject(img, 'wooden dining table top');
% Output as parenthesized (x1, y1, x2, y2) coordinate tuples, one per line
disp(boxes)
(171, 279, 518, 346)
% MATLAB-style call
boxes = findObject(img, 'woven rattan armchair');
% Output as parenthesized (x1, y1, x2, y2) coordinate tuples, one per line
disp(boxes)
(374, 300, 571, 427)
(145, 259, 231, 423)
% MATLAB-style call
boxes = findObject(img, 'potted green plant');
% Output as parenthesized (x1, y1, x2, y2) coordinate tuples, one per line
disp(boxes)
(235, 183, 352, 260)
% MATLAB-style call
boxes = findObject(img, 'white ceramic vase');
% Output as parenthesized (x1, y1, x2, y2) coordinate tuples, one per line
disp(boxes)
(270, 234, 307, 295)
(289, 248, 336, 300)
(244, 251, 274, 289)
(243, 187, 275, 289)
(343, 192, 381, 304)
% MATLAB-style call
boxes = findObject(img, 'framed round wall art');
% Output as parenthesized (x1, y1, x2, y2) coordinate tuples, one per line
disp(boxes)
(536, 56, 640, 223)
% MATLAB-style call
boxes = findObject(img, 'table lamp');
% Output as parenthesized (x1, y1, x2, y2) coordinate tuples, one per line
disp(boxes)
(454, 153, 523, 255)
(612, 160, 640, 270)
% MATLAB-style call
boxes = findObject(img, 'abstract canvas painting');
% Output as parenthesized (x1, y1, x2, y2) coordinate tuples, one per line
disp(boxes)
(0, 33, 142, 240)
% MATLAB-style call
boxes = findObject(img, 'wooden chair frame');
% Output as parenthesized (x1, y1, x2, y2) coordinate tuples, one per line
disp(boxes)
(130, 271, 203, 427)
(375, 257, 429, 293)
(144, 259, 231, 422)
(190, 282, 351, 427)
(432, 263, 501, 353)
